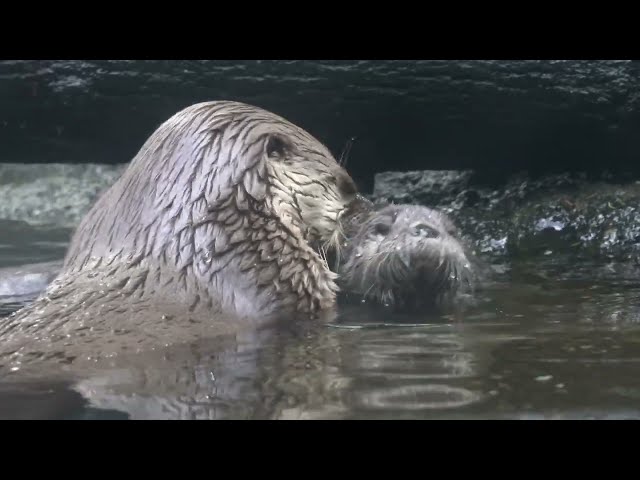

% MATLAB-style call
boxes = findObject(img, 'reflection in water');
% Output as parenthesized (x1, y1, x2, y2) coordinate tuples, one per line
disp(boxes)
(69, 319, 494, 420)
(3, 246, 640, 418)
(329, 318, 487, 415)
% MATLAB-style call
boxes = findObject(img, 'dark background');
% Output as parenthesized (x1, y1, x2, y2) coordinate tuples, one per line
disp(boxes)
(2, 60, 639, 191)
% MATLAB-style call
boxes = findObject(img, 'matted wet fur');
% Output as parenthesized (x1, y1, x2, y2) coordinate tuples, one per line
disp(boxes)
(0, 101, 357, 372)
(334, 196, 475, 311)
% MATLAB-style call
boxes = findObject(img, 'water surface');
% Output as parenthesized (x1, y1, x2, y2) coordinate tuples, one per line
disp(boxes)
(2, 224, 640, 419)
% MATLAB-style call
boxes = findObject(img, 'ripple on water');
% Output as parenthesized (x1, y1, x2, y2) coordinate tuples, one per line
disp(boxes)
(356, 383, 484, 411)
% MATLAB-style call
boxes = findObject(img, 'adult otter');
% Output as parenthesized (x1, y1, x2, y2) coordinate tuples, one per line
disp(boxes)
(334, 196, 475, 311)
(0, 101, 357, 372)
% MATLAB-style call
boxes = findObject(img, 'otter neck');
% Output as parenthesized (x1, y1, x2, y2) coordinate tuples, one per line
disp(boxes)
(195, 185, 339, 318)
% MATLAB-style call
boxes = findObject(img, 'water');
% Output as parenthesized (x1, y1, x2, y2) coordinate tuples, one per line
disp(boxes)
(2, 222, 640, 419)
(0, 220, 69, 316)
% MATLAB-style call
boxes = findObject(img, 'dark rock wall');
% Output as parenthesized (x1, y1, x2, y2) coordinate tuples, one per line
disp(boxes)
(2, 60, 639, 189)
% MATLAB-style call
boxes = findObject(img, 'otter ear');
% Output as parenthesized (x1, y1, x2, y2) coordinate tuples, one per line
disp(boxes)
(265, 134, 292, 161)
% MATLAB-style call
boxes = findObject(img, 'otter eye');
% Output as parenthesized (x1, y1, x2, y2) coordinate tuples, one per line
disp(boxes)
(375, 223, 391, 235)
(414, 223, 440, 239)
(266, 135, 287, 159)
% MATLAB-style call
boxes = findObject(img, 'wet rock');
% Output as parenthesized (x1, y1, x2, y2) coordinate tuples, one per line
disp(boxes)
(0, 163, 125, 228)
(506, 179, 640, 263)
(373, 170, 474, 207)
(3, 161, 640, 267)
(2, 60, 640, 188)
(371, 169, 640, 263)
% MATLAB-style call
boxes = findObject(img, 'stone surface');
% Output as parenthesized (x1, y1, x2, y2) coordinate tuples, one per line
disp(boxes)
(373, 170, 474, 207)
(0, 163, 125, 228)
(2, 60, 640, 189)
(371, 169, 640, 262)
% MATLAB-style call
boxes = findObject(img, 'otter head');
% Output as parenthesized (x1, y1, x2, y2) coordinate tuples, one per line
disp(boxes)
(337, 203, 474, 312)
(262, 133, 357, 252)
(63, 101, 358, 318)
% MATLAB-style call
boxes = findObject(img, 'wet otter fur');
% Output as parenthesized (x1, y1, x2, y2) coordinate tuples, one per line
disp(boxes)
(334, 195, 475, 312)
(0, 101, 358, 372)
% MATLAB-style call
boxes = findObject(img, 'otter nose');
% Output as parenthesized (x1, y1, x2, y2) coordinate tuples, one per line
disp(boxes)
(413, 223, 440, 239)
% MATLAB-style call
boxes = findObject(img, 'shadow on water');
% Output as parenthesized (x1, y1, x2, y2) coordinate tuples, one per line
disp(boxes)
(0, 380, 129, 420)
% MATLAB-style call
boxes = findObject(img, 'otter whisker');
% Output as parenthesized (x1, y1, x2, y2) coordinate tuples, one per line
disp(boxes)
(373, 254, 388, 288)
(338, 136, 356, 167)
(359, 256, 376, 292)
(322, 207, 347, 264)
(362, 281, 379, 302)
(317, 245, 328, 266)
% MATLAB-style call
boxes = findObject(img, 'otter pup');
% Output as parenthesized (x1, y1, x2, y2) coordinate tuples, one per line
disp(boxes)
(0, 101, 357, 371)
(335, 196, 475, 311)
